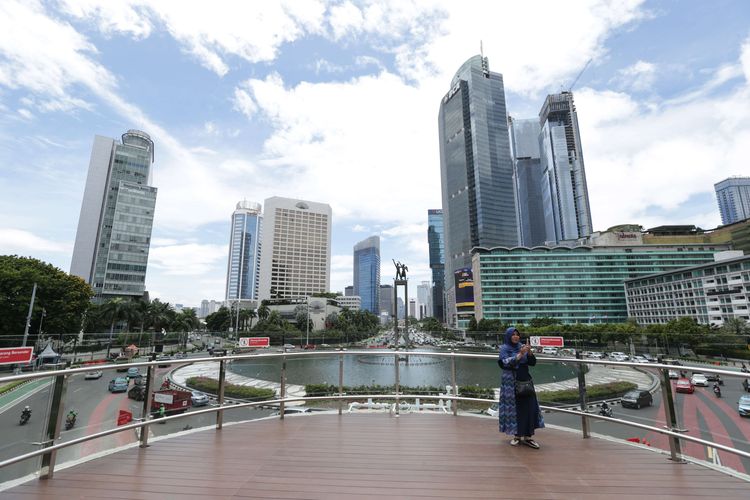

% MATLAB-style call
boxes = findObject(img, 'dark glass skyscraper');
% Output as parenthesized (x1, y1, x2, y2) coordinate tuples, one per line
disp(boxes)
(510, 117, 547, 247)
(438, 55, 517, 324)
(353, 236, 380, 314)
(225, 200, 262, 302)
(538, 91, 592, 242)
(427, 209, 445, 322)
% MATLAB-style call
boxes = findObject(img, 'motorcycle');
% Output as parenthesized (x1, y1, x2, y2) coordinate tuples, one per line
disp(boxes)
(713, 385, 722, 398)
(598, 404, 613, 418)
(65, 412, 77, 430)
(19, 409, 31, 425)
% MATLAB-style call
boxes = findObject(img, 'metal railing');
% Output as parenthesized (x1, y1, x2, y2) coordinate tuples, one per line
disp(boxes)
(1, 350, 749, 482)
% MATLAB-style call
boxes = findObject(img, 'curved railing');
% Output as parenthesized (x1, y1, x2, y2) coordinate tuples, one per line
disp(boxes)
(1, 350, 749, 486)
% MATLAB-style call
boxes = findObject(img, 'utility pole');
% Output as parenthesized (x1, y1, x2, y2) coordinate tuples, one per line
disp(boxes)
(22, 283, 37, 347)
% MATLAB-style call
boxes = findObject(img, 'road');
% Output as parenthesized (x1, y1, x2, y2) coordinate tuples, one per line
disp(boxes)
(545, 376, 750, 474)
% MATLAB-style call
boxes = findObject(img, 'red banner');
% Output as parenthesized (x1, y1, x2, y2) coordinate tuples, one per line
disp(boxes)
(0, 347, 34, 365)
(239, 337, 270, 348)
(117, 410, 132, 426)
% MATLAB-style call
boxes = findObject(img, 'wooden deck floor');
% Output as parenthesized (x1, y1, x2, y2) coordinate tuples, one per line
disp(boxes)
(4, 413, 748, 499)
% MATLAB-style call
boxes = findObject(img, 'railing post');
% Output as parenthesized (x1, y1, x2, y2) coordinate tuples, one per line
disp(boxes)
(140, 364, 156, 448)
(576, 352, 590, 438)
(279, 354, 286, 420)
(338, 349, 344, 416)
(216, 359, 226, 429)
(450, 350, 458, 416)
(659, 367, 685, 463)
(39, 374, 68, 479)
(394, 352, 400, 417)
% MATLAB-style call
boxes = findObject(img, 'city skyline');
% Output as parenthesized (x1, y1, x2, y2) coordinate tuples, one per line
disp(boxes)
(2, 2, 750, 306)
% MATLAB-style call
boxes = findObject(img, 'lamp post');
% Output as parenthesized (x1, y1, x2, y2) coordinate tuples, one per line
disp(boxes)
(306, 296, 310, 347)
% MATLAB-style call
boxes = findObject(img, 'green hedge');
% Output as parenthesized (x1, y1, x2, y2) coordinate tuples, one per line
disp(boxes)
(694, 347, 750, 361)
(186, 376, 275, 401)
(537, 381, 638, 404)
(0, 380, 28, 396)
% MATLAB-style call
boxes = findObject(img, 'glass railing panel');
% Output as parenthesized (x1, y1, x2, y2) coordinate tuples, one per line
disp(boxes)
(0, 372, 51, 484)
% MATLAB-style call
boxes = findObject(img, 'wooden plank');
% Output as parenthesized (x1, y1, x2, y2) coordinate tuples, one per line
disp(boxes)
(3, 414, 748, 499)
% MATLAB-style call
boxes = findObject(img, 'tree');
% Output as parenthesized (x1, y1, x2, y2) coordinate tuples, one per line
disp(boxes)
(205, 306, 231, 332)
(0, 255, 92, 347)
(99, 298, 129, 358)
(257, 302, 270, 322)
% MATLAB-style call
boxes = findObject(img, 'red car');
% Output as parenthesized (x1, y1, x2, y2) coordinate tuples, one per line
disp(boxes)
(675, 378, 695, 394)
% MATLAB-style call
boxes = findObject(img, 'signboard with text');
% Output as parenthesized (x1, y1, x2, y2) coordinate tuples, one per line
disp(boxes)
(0, 347, 34, 365)
(238, 337, 270, 348)
(529, 336, 564, 348)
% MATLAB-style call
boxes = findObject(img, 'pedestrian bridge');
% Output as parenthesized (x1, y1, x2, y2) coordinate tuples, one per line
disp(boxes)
(1, 351, 749, 498)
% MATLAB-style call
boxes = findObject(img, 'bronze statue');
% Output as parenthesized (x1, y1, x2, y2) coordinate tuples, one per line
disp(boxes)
(392, 259, 408, 280)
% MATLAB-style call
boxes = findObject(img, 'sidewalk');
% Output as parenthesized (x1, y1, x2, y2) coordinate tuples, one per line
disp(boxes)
(170, 361, 306, 401)
(535, 363, 654, 392)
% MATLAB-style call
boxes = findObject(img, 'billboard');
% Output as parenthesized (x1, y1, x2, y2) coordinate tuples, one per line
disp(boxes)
(0, 347, 33, 365)
(238, 337, 270, 348)
(453, 267, 474, 308)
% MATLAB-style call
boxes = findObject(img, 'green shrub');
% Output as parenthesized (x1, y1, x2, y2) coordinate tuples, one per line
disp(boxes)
(186, 376, 275, 401)
(537, 381, 637, 404)
(304, 383, 493, 399)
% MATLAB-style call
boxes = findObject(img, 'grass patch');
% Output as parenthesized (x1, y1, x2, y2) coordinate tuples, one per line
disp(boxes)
(537, 381, 638, 404)
(0, 380, 28, 395)
(186, 376, 276, 401)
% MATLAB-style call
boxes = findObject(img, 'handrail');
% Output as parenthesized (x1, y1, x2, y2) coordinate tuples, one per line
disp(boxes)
(1, 350, 749, 480)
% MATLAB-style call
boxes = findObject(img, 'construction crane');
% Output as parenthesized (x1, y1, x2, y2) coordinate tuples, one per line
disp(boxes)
(566, 58, 592, 93)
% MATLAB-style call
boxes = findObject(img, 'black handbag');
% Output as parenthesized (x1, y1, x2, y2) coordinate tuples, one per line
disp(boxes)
(514, 378, 535, 398)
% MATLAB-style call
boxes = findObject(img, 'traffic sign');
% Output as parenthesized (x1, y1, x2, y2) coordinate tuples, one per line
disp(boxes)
(0, 347, 33, 365)
(117, 410, 132, 426)
(238, 337, 270, 348)
(529, 336, 564, 348)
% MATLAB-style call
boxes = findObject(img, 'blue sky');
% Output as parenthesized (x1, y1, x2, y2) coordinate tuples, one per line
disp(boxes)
(1, 0, 749, 307)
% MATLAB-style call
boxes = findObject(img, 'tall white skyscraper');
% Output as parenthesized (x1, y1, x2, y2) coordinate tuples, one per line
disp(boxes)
(70, 130, 157, 302)
(225, 200, 263, 302)
(715, 176, 750, 225)
(417, 281, 432, 319)
(258, 197, 332, 301)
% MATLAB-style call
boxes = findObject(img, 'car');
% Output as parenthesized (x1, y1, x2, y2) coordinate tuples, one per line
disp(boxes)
(704, 372, 721, 382)
(632, 355, 649, 364)
(126, 367, 142, 379)
(668, 370, 679, 379)
(620, 389, 653, 409)
(174, 352, 186, 359)
(108, 377, 129, 393)
(675, 378, 695, 394)
(84, 370, 103, 380)
(609, 352, 628, 362)
(282, 344, 295, 350)
(541, 347, 558, 356)
(641, 353, 657, 363)
(691, 373, 709, 387)
(587, 352, 605, 360)
(739, 395, 750, 417)
(156, 355, 172, 368)
(191, 391, 209, 407)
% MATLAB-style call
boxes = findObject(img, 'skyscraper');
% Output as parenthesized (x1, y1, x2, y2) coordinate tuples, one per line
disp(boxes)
(417, 280, 432, 319)
(70, 130, 157, 302)
(715, 176, 750, 225)
(427, 209, 445, 321)
(509, 117, 547, 247)
(379, 284, 394, 317)
(353, 236, 380, 314)
(258, 197, 332, 301)
(438, 54, 516, 325)
(538, 91, 593, 243)
(225, 200, 263, 303)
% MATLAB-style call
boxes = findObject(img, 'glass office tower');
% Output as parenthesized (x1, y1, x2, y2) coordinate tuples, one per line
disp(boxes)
(353, 236, 380, 314)
(427, 209, 445, 322)
(538, 91, 593, 243)
(509, 117, 547, 247)
(438, 55, 517, 324)
(715, 176, 750, 225)
(70, 130, 157, 302)
(225, 200, 263, 302)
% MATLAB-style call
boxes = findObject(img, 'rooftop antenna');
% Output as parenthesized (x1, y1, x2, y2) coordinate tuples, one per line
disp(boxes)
(480, 40, 484, 59)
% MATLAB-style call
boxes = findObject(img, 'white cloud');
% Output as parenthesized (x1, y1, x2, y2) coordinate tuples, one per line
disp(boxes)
(17, 108, 33, 120)
(351, 224, 368, 232)
(0, 228, 71, 254)
(148, 243, 227, 275)
(616, 60, 657, 91)
(741, 35, 750, 82)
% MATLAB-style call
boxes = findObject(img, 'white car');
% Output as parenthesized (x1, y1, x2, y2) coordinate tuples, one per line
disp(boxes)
(541, 347, 558, 356)
(691, 373, 709, 387)
(587, 352, 604, 360)
(609, 352, 628, 361)
(84, 370, 103, 380)
(632, 356, 649, 364)
(668, 370, 679, 379)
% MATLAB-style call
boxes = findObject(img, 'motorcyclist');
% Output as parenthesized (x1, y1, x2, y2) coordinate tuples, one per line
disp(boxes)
(66, 410, 77, 424)
(599, 401, 612, 416)
(712, 382, 721, 397)
(20, 406, 31, 423)
(741, 363, 749, 373)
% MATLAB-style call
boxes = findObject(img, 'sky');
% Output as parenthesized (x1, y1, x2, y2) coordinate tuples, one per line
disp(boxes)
(1, 0, 749, 308)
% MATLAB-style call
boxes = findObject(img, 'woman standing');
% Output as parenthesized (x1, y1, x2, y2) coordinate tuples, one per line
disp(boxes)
(498, 326, 544, 448)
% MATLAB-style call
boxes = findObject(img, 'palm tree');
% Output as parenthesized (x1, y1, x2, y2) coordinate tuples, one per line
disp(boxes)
(132, 298, 151, 349)
(100, 298, 128, 359)
(258, 302, 270, 322)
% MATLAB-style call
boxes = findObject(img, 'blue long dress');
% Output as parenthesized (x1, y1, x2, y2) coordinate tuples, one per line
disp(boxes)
(498, 349, 544, 437)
